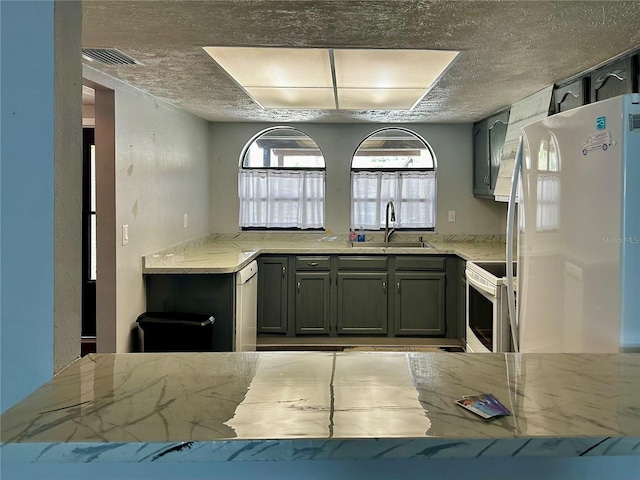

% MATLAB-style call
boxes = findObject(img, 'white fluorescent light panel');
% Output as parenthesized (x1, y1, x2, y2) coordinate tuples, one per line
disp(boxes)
(203, 47, 459, 111)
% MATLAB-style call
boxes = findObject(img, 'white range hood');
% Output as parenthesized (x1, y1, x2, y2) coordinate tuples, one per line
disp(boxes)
(493, 85, 554, 201)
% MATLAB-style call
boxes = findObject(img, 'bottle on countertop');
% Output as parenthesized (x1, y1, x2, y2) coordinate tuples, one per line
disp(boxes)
(349, 229, 357, 243)
(357, 226, 365, 242)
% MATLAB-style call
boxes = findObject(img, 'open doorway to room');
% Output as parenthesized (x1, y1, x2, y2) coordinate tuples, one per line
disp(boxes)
(81, 85, 97, 355)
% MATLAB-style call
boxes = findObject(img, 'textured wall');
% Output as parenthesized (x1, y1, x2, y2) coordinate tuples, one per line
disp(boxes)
(53, 0, 82, 373)
(209, 123, 506, 234)
(93, 88, 117, 353)
(83, 67, 212, 353)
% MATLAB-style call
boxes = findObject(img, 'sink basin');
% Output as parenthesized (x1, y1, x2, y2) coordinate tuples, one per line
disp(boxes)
(349, 241, 432, 249)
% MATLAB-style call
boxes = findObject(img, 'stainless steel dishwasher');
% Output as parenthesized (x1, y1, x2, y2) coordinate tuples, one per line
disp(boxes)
(234, 260, 258, 351)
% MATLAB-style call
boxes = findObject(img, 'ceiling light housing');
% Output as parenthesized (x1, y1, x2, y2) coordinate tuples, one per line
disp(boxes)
(203, 47, 458, 111)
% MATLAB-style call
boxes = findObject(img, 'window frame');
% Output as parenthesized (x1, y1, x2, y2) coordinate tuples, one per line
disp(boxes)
(239, 126, 326, 231)
(350, 127, 437, 232)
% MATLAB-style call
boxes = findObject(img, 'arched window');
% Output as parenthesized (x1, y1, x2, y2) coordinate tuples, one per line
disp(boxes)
(351, 128, 437, 230)
(239, 127, 325, 229)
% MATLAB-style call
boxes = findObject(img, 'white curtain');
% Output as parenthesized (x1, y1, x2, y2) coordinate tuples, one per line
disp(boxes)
(351, 171, 436, 230)
(239, 169, 325, 229)
(536, 173, 560, 231)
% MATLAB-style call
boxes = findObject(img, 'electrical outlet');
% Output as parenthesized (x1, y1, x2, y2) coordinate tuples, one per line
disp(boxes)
(448, 210, 456, 222)
(122, 224, 129, 245)
(183, 213, 189, 229)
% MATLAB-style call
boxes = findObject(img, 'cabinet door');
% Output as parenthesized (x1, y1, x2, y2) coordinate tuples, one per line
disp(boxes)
(257, 256, 288, 333)
(591, 58, 634, 102)
(472, 119, 490, 197)
(295, 272, 331, 335)
(554, 78, 587, 113)
(488, 111, 509, 192)
(337, 273, 388, 335)
(393, 272, 445, 336)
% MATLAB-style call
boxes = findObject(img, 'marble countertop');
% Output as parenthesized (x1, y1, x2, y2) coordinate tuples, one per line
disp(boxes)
(1, 352, 638, 464)
(143, 233, 508, 274)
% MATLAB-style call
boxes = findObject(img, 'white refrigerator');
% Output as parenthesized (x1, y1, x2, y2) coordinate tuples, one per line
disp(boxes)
(507, 94, 640, 353)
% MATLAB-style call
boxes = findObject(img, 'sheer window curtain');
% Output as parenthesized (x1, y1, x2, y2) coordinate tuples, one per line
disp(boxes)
(351, 171, 436, 230)
(536, 173, 560, 231)
(239, 169, 325, 229)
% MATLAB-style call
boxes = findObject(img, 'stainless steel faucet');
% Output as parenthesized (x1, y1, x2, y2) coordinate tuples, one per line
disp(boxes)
(384, 201, 396, 243)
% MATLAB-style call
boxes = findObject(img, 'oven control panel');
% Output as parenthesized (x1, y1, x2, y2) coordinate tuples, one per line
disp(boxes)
(466, 268, 494, 289)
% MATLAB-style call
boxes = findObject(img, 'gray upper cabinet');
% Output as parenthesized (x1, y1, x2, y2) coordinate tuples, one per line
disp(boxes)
(473, 110, 509, 198)
(551, 53, 639, 113)
(590, 57, 635, 103)
(393, 272, 445, 336)
(337, 272, 388, 335)
(554, 78, 588, 113)
(257, 256, 289, 334)
(488, 113, 509, 192)
(472, 119, 489, 197)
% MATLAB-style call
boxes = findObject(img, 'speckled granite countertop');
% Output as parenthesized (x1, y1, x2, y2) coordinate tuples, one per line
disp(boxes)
(143, 233, 508, 274)
(1, 352, 638, 464)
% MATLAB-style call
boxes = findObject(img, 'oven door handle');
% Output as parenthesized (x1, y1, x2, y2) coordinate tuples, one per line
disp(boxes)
(466, 270, 497, 297)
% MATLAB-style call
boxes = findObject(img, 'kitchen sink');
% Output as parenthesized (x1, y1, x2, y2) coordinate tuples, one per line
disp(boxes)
(349, 241, 433, 249)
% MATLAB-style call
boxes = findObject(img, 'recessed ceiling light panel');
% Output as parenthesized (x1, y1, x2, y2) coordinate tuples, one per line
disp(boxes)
(338, 88, 428, 110)
(244, 87, 336, 109)
(333, 49, 458, 89)
(202, 46, 459, 110)
(203, 47, 333, 88)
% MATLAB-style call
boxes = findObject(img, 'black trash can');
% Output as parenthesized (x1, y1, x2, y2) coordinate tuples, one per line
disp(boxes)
(136, 312, 216, 352)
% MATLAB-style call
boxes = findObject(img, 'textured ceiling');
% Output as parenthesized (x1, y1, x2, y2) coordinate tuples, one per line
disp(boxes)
(82, 1, 640, 123)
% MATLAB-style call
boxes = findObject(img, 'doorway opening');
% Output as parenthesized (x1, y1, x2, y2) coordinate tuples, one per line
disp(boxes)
(81, 127, 97, 355)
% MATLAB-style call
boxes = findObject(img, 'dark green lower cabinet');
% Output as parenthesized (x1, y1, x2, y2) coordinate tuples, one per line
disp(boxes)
(393, 272, 445, 336)
(458, 258, 467, 344)
(257, 254, 456, 339)
(257, 256, 288, 334)
(295, 273, 331, 334)
(336, 273, 388, 335)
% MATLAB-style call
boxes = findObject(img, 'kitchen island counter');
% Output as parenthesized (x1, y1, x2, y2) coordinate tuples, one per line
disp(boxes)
(2, 352, 638, 464)
(143, 233, 507, 274)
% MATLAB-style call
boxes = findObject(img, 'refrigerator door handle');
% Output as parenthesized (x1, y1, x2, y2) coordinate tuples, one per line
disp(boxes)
(506, 136, 522, 353)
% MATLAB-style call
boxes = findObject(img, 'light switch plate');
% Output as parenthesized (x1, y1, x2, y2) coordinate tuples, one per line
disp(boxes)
(122, 224, 129, 245)
(183, 213, 189, 229)
(448, 210, 456, 222)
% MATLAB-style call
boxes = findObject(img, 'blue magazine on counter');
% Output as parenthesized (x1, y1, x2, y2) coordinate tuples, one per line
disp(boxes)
(456, 393, 511, 419)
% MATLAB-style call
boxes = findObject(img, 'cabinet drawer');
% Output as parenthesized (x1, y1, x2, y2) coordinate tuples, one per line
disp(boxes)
(337, 256, 388, 271)
(295, 256, 330, 271)
(395, 256, 446, 271)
